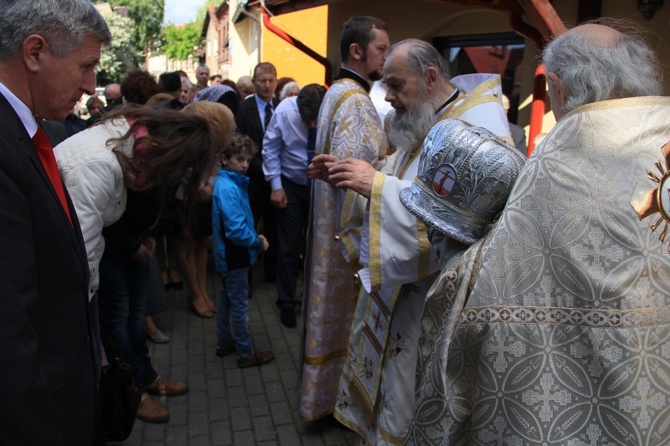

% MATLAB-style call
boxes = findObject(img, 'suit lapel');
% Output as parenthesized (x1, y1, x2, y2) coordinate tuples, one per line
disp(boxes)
(0, 96, 89, 278)
(251, 98, 263, 142)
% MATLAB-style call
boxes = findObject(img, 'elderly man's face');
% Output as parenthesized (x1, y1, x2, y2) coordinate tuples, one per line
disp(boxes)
(32, 33, 101, 120)
(196, 66, 210, 87)
(383, 47, 436, 151)
(104, 83, 121, 104)
(383, 50, 424, 116)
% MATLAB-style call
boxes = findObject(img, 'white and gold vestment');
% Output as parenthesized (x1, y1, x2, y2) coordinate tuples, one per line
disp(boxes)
(406, 97, 670, 445)
(335, 74, 511, 445)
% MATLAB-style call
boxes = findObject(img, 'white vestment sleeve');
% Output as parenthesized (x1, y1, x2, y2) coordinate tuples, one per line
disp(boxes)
(330, 92, 388, 265)
(362, 172, 439, 292)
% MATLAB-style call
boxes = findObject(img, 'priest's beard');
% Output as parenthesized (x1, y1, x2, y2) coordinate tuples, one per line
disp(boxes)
(360, 50, 383, 81)
(387, 99, 435, 154)
(368, 69, 382, 82)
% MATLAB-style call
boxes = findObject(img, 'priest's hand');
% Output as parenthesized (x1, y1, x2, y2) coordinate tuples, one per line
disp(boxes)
(308, 154, 339, 184)
(328, 158, 376, 199)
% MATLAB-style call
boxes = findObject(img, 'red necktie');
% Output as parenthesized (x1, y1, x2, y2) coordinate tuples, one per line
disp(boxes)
(33, 127, 73, 225)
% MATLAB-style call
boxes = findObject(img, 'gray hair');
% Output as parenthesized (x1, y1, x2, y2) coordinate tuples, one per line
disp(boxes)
(181, 76, 195, 91)
(0, 0, 111, 61)
(543, 20, 662, 113)
(279, 81, 300, 101)
(388, 39, 451, 82)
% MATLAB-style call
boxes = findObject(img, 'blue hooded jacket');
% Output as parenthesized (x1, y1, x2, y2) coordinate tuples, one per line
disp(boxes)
(212, 168, 261, 274)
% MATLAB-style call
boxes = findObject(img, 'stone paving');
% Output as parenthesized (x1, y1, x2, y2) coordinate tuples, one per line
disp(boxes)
(116, 260, 356, 446)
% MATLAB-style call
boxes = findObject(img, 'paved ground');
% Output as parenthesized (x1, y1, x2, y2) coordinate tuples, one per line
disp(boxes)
(117, 259, 357, 446)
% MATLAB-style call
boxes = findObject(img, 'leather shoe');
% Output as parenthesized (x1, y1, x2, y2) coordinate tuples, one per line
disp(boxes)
(238, 350, 275, 368)
(146, 376, 189, 396)
(280, 308, 296, 328)
(216, 342, 235, 357)
(136, 395, 169, 423)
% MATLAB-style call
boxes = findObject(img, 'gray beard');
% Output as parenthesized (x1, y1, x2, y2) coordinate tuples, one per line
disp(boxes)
(387, 100, 435, 154)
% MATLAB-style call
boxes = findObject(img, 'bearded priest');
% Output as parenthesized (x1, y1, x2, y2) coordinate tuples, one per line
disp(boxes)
(309, 38, 512, 444)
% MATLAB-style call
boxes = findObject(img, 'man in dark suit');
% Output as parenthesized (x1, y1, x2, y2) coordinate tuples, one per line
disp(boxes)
(0, 1, 111, 445)
(235, 62, 280, 284)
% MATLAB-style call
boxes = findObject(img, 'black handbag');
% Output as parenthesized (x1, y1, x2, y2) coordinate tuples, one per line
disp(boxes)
(99, 324, 141, 442)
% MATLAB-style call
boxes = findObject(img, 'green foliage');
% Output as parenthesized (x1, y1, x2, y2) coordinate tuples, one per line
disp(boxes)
(108, 0, 164, 55)
(161, 22, 203, 61)
(97, 11, 143, 85)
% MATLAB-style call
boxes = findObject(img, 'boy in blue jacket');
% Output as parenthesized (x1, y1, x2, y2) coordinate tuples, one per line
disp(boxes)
(212, 133, 275, 368)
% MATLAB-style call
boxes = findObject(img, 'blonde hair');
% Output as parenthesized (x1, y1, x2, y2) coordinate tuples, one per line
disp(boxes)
(183, 101, 235, 152)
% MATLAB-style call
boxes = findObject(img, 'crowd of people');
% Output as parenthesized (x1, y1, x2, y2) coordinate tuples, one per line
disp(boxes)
(1, 0, 669, 445)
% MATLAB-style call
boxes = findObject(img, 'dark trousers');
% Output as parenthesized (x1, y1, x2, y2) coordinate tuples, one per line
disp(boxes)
(248, 173, 278, 282)
(274, 177, 309, 310)
(98, 255, 158, 394)
(90, 294, 105, 446)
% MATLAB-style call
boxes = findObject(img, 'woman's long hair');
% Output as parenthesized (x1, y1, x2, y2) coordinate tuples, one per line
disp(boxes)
(102, 103, 234, 236)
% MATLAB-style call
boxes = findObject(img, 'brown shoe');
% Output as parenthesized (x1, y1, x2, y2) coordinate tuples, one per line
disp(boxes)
(136, 395, 169, 423)
(216, 342, 235, 357)
(238, 350, 275, 369)
(146, 376, 189, 396)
